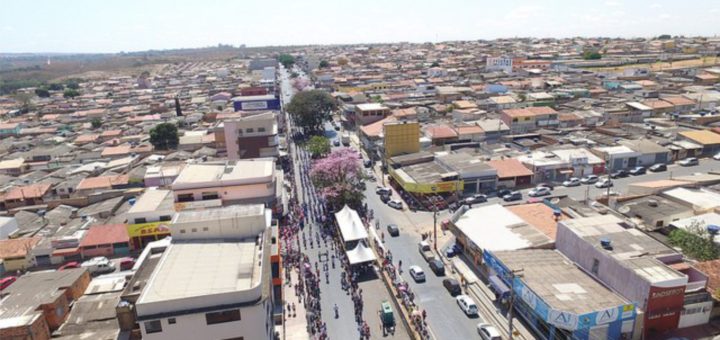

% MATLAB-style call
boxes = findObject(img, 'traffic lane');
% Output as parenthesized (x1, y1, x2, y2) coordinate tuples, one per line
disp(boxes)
(385, 233, 480, 340)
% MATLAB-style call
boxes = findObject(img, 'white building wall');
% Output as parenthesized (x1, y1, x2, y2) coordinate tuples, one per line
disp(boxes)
(141, 302, 272, 340)
(678, 300, 713, 328)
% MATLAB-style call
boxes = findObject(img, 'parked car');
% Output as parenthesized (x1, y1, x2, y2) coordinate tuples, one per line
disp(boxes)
(58, 261, 80, 271)
(649, 163, 667, 172)
(536, 182, 555, 190)
(528, 186, 552, 197)
(714, 152, 720, 160)
(119, 257, 136, 271)
(81, 256, 116, 275)
(610, 169, 629, 178)
(380, 194, 391, 203)
(562, 177, 581, 187)
(444, 244, 462, 258)
(388, 199, 403, 210)
(409, 265, 425, 282)
(428, 258, 445, 276)
(464, 194, 487, 205)
(477, 323, 502, 340)
(495, 189, 512, 198)
(333, 139, 340, 147)
(443, 278, 462, 296)
(419, 241, 436, 262)
(376, 187, 392, 195)
(678, 157, 699, 166)
(334, 125, 341, 131)
(503, 191, 522, 202)
(363, 159, 372, 168)
(0, 276, 17, 291)
(456, 294, 478, 316)
(580, 175, 599, 184)
(629, 166, 646, 176)
(386, 224, 399, 237)
(595, 178, 613, 188)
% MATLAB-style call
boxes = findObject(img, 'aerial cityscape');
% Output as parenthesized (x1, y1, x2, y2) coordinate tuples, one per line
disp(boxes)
(1, 1, 720, 340)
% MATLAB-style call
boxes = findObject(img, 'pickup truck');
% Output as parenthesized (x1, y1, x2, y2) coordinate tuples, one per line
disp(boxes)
(418, 241, 436, 262)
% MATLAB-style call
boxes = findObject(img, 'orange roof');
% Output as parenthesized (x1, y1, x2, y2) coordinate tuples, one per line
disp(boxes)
(502, 106, 557, 118)
(0, 123, 20, 130)
(80, 224, 129, 247)
(506, 203, 565, 240)
(642, 99, 674, 110)
(392, 108, 416, 118)
(75, 134, 100, 144)
(558, 113, 582, 121)
(0, 237, 41, 259)
(100, 130, 122, 138)
(3, 183, 52, 201)
(487, 159, 534, 178)
(425, 125, 458, 139)
(76, 174, 129, 191)
(694, 260, 720, 298)
(662, 96, 695, 106)
(360, 116, 396, 138)
(454, 125, 484, 135)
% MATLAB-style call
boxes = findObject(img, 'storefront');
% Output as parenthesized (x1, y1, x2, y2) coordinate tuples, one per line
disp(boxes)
(127, 221, 171, 250)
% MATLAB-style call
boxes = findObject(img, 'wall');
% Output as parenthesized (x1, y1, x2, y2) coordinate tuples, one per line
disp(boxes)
(0, 313, 51, 340)
(81, 244, 114, 258)
(173, 182, 274, 203)
(40, 293, 70, 330)
(384, 122, 420, 158)
(2, 255, 31, 271)
(678, 300, 713, 328)
(140, 302, 272, 340)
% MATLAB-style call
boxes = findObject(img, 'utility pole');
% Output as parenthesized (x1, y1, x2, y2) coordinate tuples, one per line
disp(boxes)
(433, 206, 438, 252)
(508, 268, 524, 338)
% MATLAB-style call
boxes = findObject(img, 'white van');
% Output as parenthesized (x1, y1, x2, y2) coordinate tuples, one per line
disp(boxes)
(81, 256, 116, 275)
(456, 294, 478, 316)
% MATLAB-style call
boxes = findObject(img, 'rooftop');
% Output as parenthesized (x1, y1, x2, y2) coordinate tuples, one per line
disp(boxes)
(493, 249, 629, 315)
(0, 268, 86, 319)
(679, 130, 720, 145)
(172, 160, 274, 188)
(126, 189, 175, 214)
(454, 204, 553, 251)
(487, 159, 534, 178)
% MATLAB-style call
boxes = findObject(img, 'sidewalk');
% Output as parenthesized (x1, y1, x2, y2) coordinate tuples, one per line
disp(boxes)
(281, 269, 310, 340)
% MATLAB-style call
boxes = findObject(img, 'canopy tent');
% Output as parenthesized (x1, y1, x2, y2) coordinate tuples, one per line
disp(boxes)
(346, 241, 377, 265)
(335, 205, 368, 242)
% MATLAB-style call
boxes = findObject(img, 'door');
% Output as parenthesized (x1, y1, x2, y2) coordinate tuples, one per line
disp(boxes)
(627, 157, 637, 168)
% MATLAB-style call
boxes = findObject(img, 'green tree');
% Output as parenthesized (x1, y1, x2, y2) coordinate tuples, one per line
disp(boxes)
(319, 60, 330, 68)
(34, 87, 50, 98)
(63, 89, 80, 98)
(430, 61, 440, 67)
(149, 122, 179, 150)
(48, 83, 64, 91)
(286, 90, 337, 132)
(66, 80, 80, 90)
(278, 54, 295, 68)
(307, 135, 331, 158)
(583, 51, 602, 60)
(290, 72, 299, 79)
(91, 117, 103, 129)
(658, 34, 672, 40)
(668, 221, 720, 261)
(13, 92, 35, 113)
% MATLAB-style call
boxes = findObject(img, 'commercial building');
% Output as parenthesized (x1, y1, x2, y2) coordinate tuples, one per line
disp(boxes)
(355, 103, 390, 125)
(550, 148, 605, 177)
(487, 159, 533, 188)
(223, 112, 280, 160)
(383, 121, 420, 158)
(387, 152, 463, 195)
(485, 56, 513, 73)
(171, 160, 278, 211)
(79, 224, 130, 258)
(592, 146, 641, 171)
(678, 130, 720, 155)
(232, 94, 280, 112)
(501, 107, 559, 133)
(484, 249, 637, 340)
(125, 189, 176, 250)
(556, 215, 713, 338)
(133, 205, 275, 340)
(435, 152, 497, 194)
(0, 268, 90, 339)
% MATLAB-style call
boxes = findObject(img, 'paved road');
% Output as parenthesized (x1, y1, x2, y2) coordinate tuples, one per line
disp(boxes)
(280, 66, 409, 340)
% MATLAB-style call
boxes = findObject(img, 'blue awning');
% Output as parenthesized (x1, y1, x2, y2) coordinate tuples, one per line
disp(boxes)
(489, 275, 511, 298)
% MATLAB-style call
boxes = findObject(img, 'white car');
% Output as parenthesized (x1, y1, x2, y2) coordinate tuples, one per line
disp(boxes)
(376, 186, 392, 195)
(595, 178, 613, 188)
(409, 265, 425, 282)
(580, 175, 599, 184)
(562, 177, 581, 187)
(388, 199, 403, 210)
(477, 323, 502, 340)
(678, 157, 699, 166)
(528, 186, 551, 197)
(714, 152, 720, 160)
(456, 294, 478, 316)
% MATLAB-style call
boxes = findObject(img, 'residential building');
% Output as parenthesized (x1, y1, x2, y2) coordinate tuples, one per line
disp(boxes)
(592, 146, 641, 171)
(501, 107, 559, 134)
(485, 56, 513, 73)
(556, 215, 712, 337)
(0, 237, 40, 271)
(79, 224, 130, 258)
(551, 148, 606, 177)
(223, 112, 279, 160)
(0, 158, 28, 176)
(125, 189, 176, 250)
(355, 103, 390, 125)
(487, 159, 533, 188)
(678, 130, 720, 155)
(0, 216, 19, 239)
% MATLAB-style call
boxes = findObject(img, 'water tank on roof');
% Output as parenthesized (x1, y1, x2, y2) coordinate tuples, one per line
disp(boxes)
(708, 224, 720, 236)
(128, 197, 137, 206)
(600, 238, 612, 249)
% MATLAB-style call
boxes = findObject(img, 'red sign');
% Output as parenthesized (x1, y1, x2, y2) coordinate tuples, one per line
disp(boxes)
(644, 285, 684, 335)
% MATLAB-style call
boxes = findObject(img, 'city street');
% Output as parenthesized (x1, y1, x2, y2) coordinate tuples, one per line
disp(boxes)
(280, 66, 410, 340)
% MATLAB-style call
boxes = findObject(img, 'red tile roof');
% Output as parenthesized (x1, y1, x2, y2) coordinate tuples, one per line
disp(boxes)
(425, 125, 458, 139)
(0, 237, 40, 258)
(80, 224, 129, 247)
(502, 106, 558, 118)
(487, 159, 534, 178)
(76, 174, 129, 191)
(3, 183, 52, 201)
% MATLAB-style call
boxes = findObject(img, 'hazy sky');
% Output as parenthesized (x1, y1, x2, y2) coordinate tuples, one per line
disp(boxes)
(1, 0, 719, 53)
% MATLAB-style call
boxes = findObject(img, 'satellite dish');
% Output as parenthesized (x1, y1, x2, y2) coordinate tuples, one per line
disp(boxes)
(618, 206, 631, 214)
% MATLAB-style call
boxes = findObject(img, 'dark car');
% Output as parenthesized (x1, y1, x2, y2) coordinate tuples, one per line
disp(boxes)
(610, 170, 629, 179)
(386, 224, 399, 237)
(363, 159, 372, 168)
(428, 259, 445, 276)
(380, 193, 391, 203)
(333, 140, 340, 147)
(649, 163, 667, 172)
(629, 166, 646, 176)
(536, 182, 555, 190)
(496, 189, 512, 198)
(445, 244, 462, 258)
(443, 278, 462, 296)
(119, 257, 136, 271)
(503, 191, 522, 202)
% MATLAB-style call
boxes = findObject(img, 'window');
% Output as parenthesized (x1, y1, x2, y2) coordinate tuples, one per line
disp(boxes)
(168, 318, 176, 324)
(144, 320, 163, 334)
(591, 258, 600, 275)
(134, 217, 147, 224)
(205, 309, 241, 325)
(203, 227, 209, 231)
(246, 128, 254, 133)
(180, 229, 186, 234)
(258, 127, 266, 132)
(191, 228, 197, 233)
(160, 215, 172, 221)
(56, 306, 64, 317)
(512, 118, 518, 122)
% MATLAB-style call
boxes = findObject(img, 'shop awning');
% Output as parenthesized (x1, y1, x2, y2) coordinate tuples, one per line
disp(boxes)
(488, 275, 511, 298)
(346, 242, 376, 265)
(335, 205, 368, 242)
(559, 169, 574, 175)
(53, 247, 80, 257)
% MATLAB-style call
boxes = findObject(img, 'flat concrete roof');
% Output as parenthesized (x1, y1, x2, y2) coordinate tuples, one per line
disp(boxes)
(172, 160, 273, 188)
(455, 204, 553, 251)
(127, 189, 174, 214)
(494, 249, 629, 315)
(138, 240, 260, 305)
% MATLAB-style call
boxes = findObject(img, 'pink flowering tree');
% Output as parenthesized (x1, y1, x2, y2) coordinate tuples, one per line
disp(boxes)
(310, 148, 365, 209)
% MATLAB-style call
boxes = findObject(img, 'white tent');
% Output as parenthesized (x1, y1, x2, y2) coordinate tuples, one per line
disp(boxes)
(335, 205, 368, 242)
(346, 241, 376, 265)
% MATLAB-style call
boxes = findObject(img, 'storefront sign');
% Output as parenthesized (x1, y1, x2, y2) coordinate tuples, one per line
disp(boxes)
(127, 221, 171, 238)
